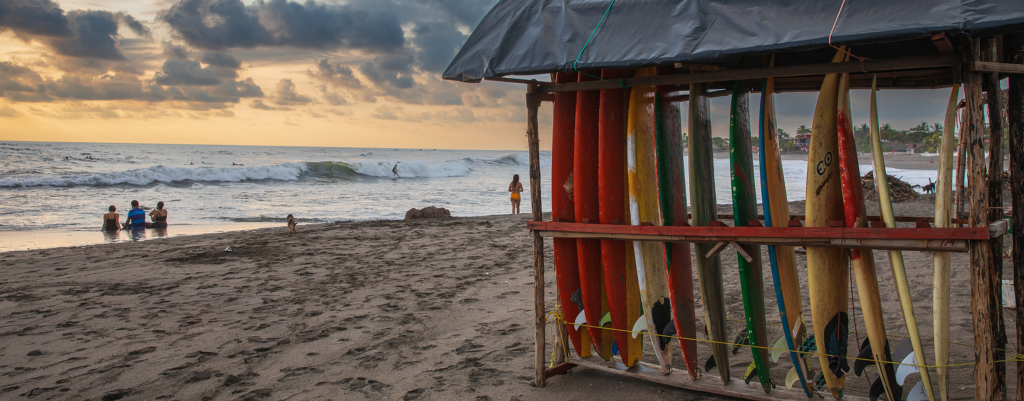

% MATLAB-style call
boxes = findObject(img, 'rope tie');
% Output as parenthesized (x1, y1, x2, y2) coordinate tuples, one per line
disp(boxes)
(571, 0, 626, 89)
(828, 0, 870, 69)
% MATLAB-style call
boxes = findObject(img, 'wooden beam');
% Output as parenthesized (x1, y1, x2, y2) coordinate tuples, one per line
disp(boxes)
(526, 84, 547, 388)
(706, 213, 973, 225)
(527, 221, 987, 252)
(1004, 31, 1024, 401)
(565, 355, 870, 401)
(964, 37, 1005, 401)
(540, 54, 959, 93)
(542, 362, 576, 379)
(971, 61, 1024, 75)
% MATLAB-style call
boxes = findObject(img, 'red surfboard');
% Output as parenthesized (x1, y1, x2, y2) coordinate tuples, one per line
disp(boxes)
(597, 69, 644, 366)
(551, 71, 589, 357)
(574, 71, 611, 359)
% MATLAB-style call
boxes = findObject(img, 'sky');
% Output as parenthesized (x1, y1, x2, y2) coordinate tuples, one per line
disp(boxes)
(0, 0, 966, 150)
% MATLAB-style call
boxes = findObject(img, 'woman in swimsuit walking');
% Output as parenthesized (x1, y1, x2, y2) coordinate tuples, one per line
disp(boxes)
(101, 205, 120, 231)
(508, 174, 524, 214)
(149, 201, 168, 228)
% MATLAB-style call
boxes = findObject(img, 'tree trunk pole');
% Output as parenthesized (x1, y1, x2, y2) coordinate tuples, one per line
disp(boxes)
(527, 84, 549, 387)
(1004, 31, 1024, 401)
(965, 37, 1005, 401)
(983, 37, 1008, 365)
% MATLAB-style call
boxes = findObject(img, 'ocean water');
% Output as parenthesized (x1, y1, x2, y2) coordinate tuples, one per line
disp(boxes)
(0, 142, 938, 252)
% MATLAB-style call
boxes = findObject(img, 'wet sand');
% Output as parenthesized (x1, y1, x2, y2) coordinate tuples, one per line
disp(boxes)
(0, 197, 1015, 400)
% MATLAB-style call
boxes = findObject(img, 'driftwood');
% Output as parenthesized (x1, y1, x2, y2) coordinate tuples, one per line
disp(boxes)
(861, 171, 920, 203)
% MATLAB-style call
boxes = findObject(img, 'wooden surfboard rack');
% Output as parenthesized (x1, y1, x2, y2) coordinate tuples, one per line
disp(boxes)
(514, 37, 1023, 400)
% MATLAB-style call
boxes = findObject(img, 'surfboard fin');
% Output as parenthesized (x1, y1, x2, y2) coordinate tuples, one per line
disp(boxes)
(869, 377, 886, 401)
(785, 367, 799, 389)
(770, 335, 788, 362)
(705, 355, 716, 372)
(631, 316, 646, 339)
(906, 381, 928, 401)
(574, 310, 587, 330)
(660, 319, 676, 349)
(896, 351, 919, 386)
(854, 338, 873, 377)
(732, 328, 750, 355)
(743, 362, 757, 385)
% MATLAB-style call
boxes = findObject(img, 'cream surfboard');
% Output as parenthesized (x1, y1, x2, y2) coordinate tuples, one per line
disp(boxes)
(626, 67, 672, 373)
(805, 48, 848, 399)
(933, 83, 961, 401)
(869, 75, 936, 401)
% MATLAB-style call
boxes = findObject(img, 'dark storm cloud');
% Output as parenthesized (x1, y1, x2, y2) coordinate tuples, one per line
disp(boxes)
(47, 10, 125, 60)
(413, 0, 493, 28)
(163, 42, 190, 59)
(0, 60, 263, 105)
(201, 52, 242, 69)
(0, 0, 73, 38)
(161, 0, 405, 52)
(154, 59, 238, 86)
(120, 14, 150, 38)
(359, 53, 415, 89)
(412, 21, 466, 73)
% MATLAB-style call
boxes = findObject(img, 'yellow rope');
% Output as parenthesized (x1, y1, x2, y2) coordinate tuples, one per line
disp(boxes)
(545, 311, 984, 369)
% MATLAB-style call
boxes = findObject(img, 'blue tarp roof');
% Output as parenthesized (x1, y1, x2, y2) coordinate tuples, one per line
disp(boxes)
(443, 0, 1024, 82)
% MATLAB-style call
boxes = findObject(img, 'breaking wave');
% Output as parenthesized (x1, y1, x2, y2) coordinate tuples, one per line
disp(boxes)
(0, 153, 535, 187)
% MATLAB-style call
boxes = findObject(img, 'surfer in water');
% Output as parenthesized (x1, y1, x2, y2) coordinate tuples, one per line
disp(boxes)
(392, 163, 400, 178)
(508, 174, 524, 214)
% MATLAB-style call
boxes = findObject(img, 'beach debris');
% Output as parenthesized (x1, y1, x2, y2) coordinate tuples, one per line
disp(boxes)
(224, 247, 233, 252)
(404, 206, 451, 220)
(861, 171, 919, 203)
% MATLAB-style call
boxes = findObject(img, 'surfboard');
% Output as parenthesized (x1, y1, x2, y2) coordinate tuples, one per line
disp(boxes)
(626, 67, 672, 373)
(759, 75, 814, 397)
(654, 66, 698, 378)
(688, 81, 729, 383)
(598, 69, 644, 367)
(836, 72, 901, 401)
(933, 83, 961, 401)
(574, 71, 613, 360)
(551, 71, 590, 358)
(728, 73, 772, 392)
(868, 75, 937, 401)
(805, 48, 848, 399)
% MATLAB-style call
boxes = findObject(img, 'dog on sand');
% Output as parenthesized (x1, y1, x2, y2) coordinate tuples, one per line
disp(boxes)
(287, 214, 297, 234)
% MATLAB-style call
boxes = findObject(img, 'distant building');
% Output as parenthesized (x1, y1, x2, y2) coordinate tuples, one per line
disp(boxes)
(794, 134, 811, 151)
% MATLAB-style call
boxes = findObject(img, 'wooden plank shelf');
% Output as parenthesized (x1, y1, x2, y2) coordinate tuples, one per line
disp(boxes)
(562, 355, 869, 401)
(528, 221, 998, 253)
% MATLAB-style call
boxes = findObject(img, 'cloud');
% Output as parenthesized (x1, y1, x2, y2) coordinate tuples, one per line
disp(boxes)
(120, 14, 150, 38)
(153, 59, 237, 86)
(318, 85, 347, 106)
(0, 105, 18, 117)
(201, 52, 241, 69)
(48, 10, 126, 60)
(359, 52, 415, 89)
(412, 21, 466, 73)
(0, 0, 73, 38)
(0, 60, 264, 106)
(369, 104, 402, 120)
(308, 59, 362, 89)
(250, 99, 277, 110)
(161, 0, 405, 52)
(271, 78, 311, 105)
(162, 42, 190, 59)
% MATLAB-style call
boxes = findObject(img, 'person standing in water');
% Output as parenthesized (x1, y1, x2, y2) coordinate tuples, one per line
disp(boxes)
(508, 174, 524, 214)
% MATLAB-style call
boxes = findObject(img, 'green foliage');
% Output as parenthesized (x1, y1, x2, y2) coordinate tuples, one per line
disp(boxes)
(776, 128, 791, 139)
(711, 137, 729, 150)
(796, 125, 811, 135)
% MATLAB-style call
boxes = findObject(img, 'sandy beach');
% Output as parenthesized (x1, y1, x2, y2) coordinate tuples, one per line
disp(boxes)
(0, 196, 1015, 400)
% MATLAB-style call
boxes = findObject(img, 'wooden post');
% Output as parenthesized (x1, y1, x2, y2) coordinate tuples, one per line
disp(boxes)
(527, 84, 548, 387)
(965, 37, 1005, 401)
(1004, 31, 1024, 401)
(956, 105, 970, 224)
(983, 37, 1008, 362)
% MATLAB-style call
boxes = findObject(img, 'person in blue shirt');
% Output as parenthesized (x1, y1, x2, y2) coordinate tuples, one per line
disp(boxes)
(124, 200, 147, 230)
